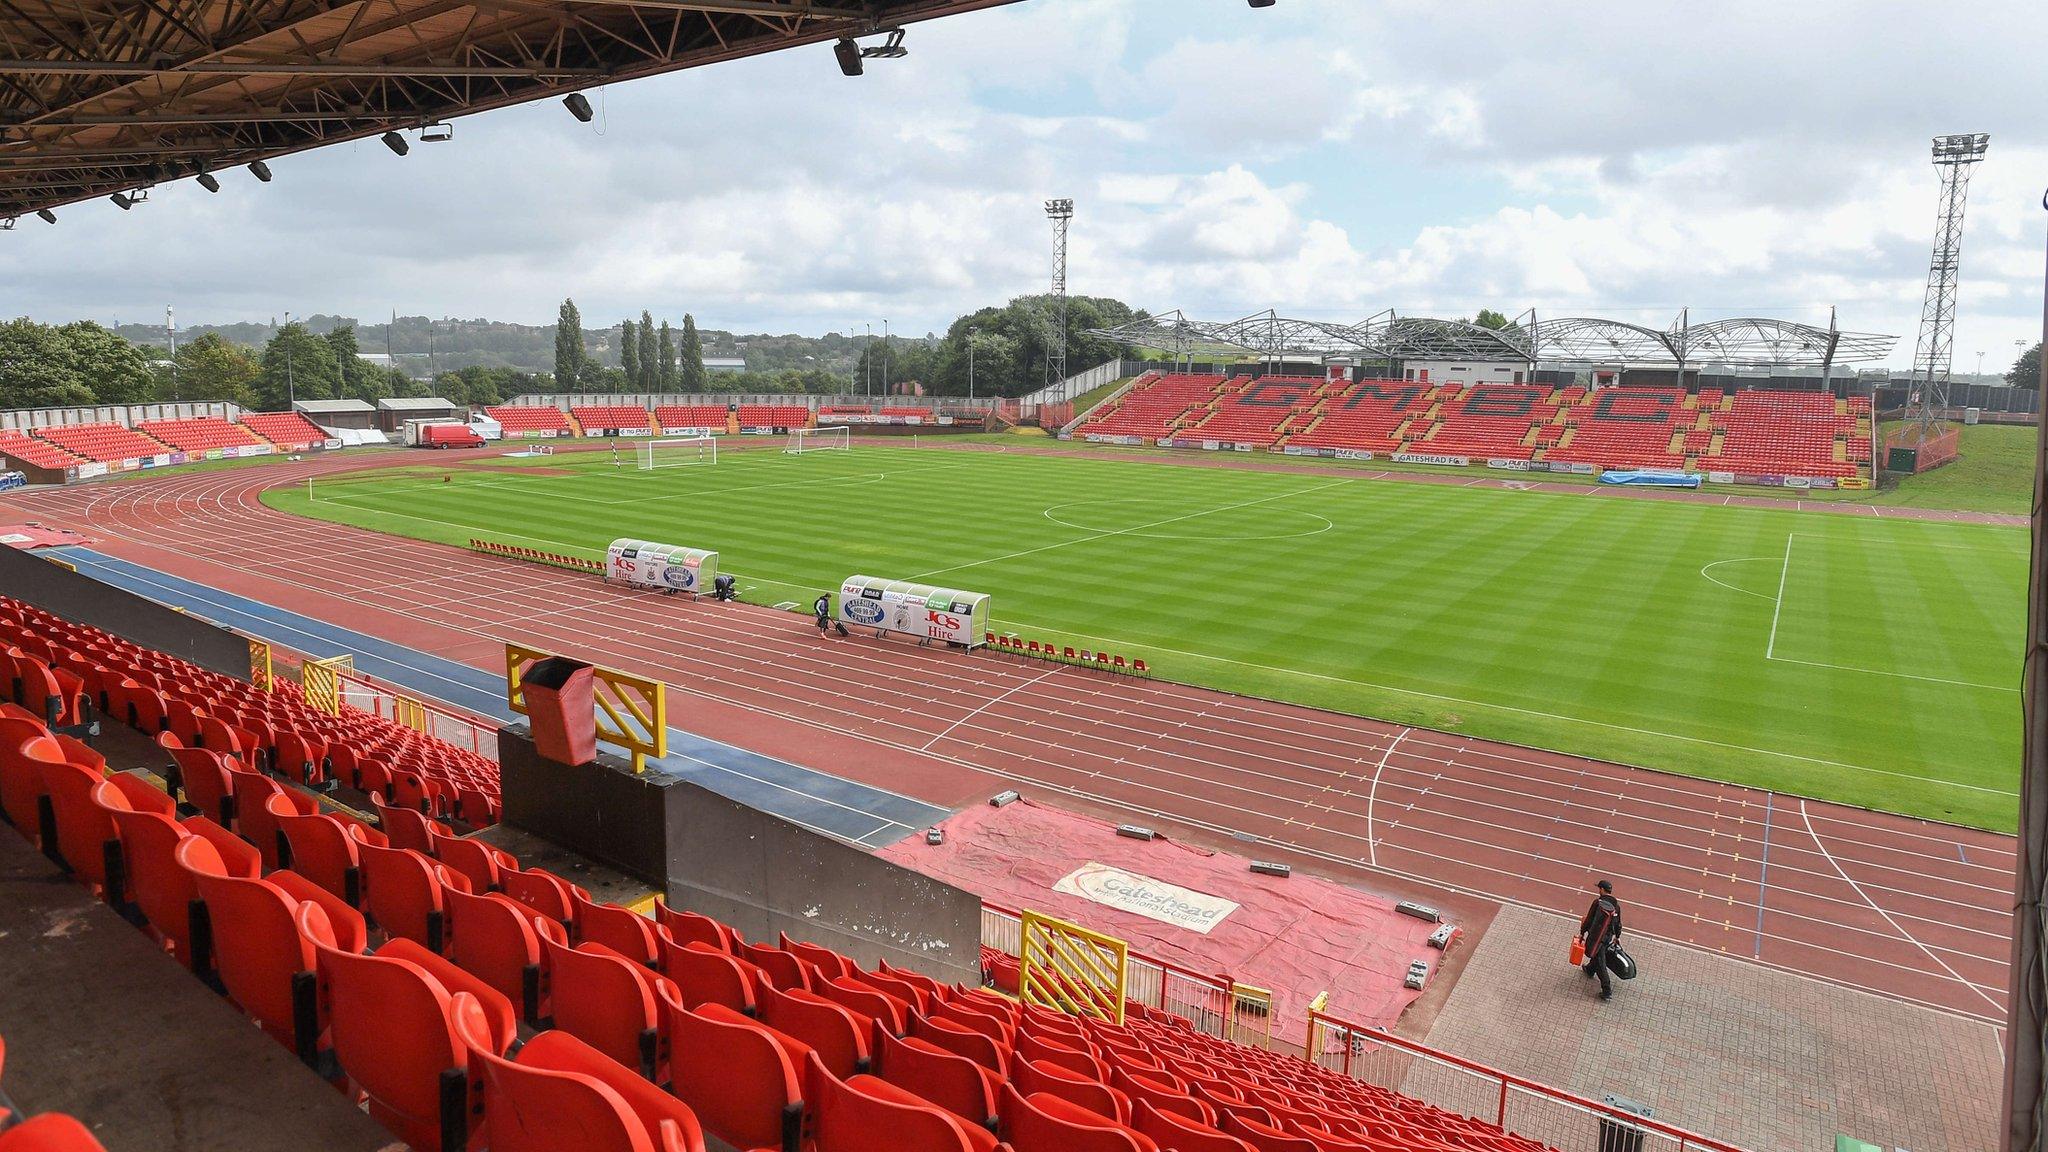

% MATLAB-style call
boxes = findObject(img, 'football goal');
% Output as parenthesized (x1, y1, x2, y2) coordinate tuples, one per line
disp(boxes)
(785, 426, 850, 454)
(637, 436, 717, 469)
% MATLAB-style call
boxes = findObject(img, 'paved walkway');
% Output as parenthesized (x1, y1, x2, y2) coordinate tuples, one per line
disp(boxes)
(1419, 904, 2002, 1152)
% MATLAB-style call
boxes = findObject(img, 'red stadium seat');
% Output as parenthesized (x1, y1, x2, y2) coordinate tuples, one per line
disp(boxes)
(445, 884, 560, 1025)
(430, 827, 516, 894)
(456, 999, 706, 1152)
(573, 890, 660, 967)
(167, 747, 237, 827)
(0, 1113, 112, 1152)
(759, 981, 871, 1078)
(1133, 1099, 1254, 1152)
(911, 1012, 1007, 1076)
(502, 866, 586, 926)
(358, 842, 455, 951)
(660, 937, 758, 1016)
(819, 975, 909, 1036)
(781, 932, 853, 981)
(542, 936, 663, 1080)
(1000, 1084, 1153, 1152)
(666, 1001, 807, 1152)
(182, 838, 334, 1059)
(36, 760, 119, 892)
(1015, 1056, 1129, 1123)
(274, 806, 367, 906)
(739, 939, 815, 991)
(874, 1030, 999, 1132)
(807, 1050, 993, 1152)
(654, 899, 735, 953)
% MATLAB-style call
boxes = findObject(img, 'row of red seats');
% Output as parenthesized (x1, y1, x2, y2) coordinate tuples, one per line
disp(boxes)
(737, 405, 809, 430)
(0, 1032, 107, 1152)
(655, 405, 731, 432)
(0, 432, 85, 471)
(484, 406, 573, 434)
(1076, 374, 1228, 441)
(30, 423, 168, 465)
(237, 411, 328, 449)
(986, 634, 1148, 677)
(0, 597, 500, 823)
(572, 406, 656, 433)
(134, 418, 267, 454)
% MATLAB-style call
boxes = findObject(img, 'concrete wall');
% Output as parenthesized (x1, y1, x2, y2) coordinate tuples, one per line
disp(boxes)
(0, 545, 253, 678)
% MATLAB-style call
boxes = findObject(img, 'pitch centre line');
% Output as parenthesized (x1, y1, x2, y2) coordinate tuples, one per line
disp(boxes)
(1764, 532, 1794, 659)
(907, 477, 1356, 582)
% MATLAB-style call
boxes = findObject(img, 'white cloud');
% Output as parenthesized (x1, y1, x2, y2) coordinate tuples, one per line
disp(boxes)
(0, 0, 2041, 368)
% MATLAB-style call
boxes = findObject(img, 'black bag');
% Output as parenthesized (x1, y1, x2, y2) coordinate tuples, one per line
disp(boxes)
(1606, 943, 1638, 981)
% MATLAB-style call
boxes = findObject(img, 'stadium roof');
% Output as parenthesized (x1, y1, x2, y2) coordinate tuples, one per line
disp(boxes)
(293, 398, 373, 413)
(1091, 309, 1899, 369)
(0, 0, 1017, 220)
(377, 396, 455, 409)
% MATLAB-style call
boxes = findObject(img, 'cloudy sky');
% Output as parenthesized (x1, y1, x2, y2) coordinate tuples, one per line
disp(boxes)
(3, 0, 2043, 370)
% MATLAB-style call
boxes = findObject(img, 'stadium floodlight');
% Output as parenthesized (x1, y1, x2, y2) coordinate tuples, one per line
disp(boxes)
(195, 171, 220, 193)
(36, 208, 55, 224)
(248, 160, 273, 182)
(834, 37, 864, 76)
(563, 92, 594, 122)
(110, 191, 134, 210)
(381, 130, 410, 156)
(1249, 0, 1275, 7)
(0, 217, 13, 231)
(420, 121, 454, 143)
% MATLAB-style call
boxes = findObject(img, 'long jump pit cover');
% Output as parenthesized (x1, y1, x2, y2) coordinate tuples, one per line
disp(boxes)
(880, 798, 1442, 1034)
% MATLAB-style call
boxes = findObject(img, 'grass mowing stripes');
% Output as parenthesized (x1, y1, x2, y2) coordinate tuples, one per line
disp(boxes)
(265, 444, 2024, 831)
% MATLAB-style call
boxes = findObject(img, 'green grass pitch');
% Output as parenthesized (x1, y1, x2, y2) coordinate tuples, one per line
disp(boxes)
(265, 441, 2024, 831)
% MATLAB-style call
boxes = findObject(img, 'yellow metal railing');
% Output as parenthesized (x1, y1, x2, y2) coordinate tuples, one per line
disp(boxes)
(1228, 981, 1275, 1047)
(247, 639, 274, 692)
(504, 643, 667, 772)
(1019, 910, 1129, 1024)
(302, 654, 355, 715)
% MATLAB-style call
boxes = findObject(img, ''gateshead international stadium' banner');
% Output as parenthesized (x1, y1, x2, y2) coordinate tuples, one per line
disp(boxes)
(1053, 862, 1240, 934)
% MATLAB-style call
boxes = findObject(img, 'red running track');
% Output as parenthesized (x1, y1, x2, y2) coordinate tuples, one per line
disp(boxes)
(4, 455, 2017, 1026)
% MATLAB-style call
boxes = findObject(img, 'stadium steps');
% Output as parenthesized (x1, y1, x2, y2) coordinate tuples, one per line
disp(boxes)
(564, 412, 586, 436)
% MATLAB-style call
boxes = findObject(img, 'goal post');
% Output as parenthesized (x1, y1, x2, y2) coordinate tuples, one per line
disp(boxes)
(785, 426, 850, 455)
(638, 436, 717, 470)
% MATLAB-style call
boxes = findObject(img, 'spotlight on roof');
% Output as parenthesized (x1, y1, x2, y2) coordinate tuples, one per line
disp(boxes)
(195, 171, 221, 193)
(248, 159, 273, 182)
(1249, 0, 1275, 7)
(381, 130, 410, 156)
(563, 92, 594, 122)
(419, 120, 453, 143)
(110, 191, 133, 210)
(833, 37, 864, 76)
(0, 217, 14, 231)
(36, 208, 55, 224)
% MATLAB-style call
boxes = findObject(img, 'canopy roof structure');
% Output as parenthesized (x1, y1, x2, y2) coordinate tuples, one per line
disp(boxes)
(1091, 309, 1898, 369)
(0, 0, 1015, 220)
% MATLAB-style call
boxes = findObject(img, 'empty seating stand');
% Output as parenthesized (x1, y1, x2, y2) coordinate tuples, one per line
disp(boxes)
(653, 405, 731, 433)
(1180, 377, 1320, 447)
(484, 406, 572, 437)
(31, 423, 168, 466)
(0, 432, 85, 472)
(1075, 374, 1227, 442)
(570, 406, 655, 435)
(735, 405, 808, 431)
(135, 418, 269, 455)
(238, 412, 328, 450)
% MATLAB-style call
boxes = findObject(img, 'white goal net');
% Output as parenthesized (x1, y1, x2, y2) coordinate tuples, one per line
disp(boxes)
(637, 436, 717, 469)
(785, 426, 849, 454)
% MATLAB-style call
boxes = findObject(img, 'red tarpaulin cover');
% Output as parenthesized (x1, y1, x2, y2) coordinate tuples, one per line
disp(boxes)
(879, 799, 1440, 1034)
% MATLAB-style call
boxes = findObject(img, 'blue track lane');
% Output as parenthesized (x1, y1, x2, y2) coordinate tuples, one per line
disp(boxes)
(49, 546, 947, 847)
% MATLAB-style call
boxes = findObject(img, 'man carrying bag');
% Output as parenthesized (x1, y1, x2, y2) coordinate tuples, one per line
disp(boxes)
(1579, 879, 1628, 1001)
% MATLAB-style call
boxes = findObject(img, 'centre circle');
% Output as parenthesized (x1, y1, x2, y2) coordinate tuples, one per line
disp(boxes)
(1042, 499, 1334, 541)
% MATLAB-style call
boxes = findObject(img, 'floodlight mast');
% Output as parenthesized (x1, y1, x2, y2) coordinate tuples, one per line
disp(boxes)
(1046, 198, 1073, 387)
(1905, 132, 1989, 445)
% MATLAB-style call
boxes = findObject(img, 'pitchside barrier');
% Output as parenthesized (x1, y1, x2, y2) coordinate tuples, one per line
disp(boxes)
(606, 539, 720, 596)
(504, 643, 666, 773)
(1018, 910, 1130, 1024)
(837, 575, 989, 647)
(1303, 1001, 1743, 1152)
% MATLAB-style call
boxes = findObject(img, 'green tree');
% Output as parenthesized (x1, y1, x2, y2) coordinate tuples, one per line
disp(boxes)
(2009, 342, 2041, 391)
(554, 299, 586, 391)
(255, 322, 341, 411)
(0, 318, 95, 409)
(1473, 309, 1513, 330)
(679, 314, 706, 392)
(619, 319, 639, 386)
(658, 322, 677, 390)
(637, 313, 657, 391)
(326, 323, 390, 403)
(169, 332, 258, 406)
(57, 321, 156, 403)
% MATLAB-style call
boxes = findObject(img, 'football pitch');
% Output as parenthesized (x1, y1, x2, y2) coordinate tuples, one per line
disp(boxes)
(266, 442, 2025, 831)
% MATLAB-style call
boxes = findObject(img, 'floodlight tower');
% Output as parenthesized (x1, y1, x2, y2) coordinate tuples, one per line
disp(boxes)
(1045, 198, 1074, 387)
(1905, 133, 1989, 442)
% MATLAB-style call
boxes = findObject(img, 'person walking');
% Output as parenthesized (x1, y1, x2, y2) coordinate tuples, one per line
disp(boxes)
(814, 593, 833, 636)
(1579, 879, 1623, 1001)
